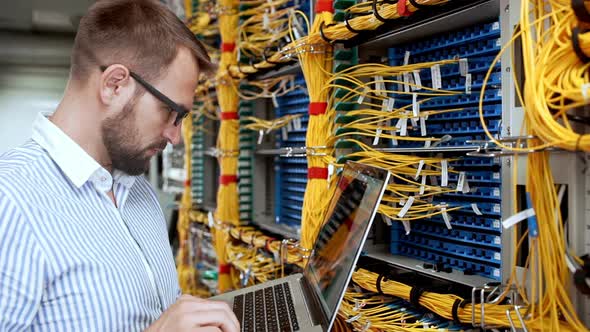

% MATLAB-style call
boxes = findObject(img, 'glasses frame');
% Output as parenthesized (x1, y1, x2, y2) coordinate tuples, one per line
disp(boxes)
(100, 65, 190, 126)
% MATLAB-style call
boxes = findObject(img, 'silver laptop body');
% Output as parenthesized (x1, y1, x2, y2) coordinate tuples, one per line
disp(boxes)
(212, 161, 390, 332)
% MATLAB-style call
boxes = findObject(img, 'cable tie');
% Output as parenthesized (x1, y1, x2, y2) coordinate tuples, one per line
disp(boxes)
(409, 286, 425, 308)
(572, 27, 590, 63)
(451, 299, 462, 324)
(408, 0, 430, 9)
(376, 273, 388, 295)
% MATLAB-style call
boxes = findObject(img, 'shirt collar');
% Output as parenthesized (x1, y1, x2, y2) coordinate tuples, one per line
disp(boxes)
(31, 112, 137, 190)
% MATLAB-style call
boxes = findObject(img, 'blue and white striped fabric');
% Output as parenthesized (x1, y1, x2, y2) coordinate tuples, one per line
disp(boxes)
(0, 113, 180, 331)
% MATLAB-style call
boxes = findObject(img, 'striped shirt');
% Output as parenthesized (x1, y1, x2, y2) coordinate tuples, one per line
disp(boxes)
(0, 113, 179, 331)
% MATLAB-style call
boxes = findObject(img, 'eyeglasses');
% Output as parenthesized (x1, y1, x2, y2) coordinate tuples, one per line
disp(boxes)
(100, 66, 190, 126)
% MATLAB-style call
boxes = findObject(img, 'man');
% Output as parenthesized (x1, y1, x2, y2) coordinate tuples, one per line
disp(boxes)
(0, 1, 239, 331)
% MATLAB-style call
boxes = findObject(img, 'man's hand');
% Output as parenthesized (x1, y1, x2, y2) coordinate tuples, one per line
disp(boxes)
(146, 295, 240, 332)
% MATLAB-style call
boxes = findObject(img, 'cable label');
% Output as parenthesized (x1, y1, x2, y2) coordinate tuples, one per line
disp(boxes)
(502, 208, 536, 229)
(402, 220, 411, 235)
(430, 64, 442, 90)
(440, 204, 452, 229)
(281, 127, 288, 140)
(419, 175, 426, 195)
(404, 51, 411, 65)
(456, 171, 466, 192)
(357, 86, 368, 104)
(397, 196, 415, 218)
(420, 116, 427, 136)
(415, 160, 425, 179)
(373, 128, 382, 145)
(471, 203, 486, 215)
(400, 118, 408, 136)
(465, 73, 472, 95)
(412, 93, 420, 118)
(412, 70, 422, 89)
(441, 159, 448, 187)
(382, 214, 392, 226)
(459, 58, 468, 76)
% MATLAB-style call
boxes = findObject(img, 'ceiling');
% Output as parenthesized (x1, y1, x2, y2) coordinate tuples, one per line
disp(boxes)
(0, 0, 95, 33)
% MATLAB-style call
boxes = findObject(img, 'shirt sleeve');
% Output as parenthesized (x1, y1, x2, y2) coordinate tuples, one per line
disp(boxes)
(0, 192, 45, 331)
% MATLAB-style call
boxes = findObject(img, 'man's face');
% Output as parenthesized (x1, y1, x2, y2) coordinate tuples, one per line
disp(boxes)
(101, 47, 200, 175)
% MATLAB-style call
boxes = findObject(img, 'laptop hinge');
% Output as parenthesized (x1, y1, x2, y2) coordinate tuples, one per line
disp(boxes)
(300, 275, 329, 329)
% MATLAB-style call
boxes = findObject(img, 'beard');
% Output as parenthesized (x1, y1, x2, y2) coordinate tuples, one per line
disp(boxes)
(101, 101, 167, 176)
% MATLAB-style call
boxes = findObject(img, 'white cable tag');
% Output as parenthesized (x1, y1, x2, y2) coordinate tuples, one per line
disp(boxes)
(397, 196, 415, 218)
(419, 175, 427, 195)
(327, 164, 334, 183)
(381, 98, 388, 112)
(397, 74, 403, 92)
(391, 134, 398, 146)
(374, 75, 384, 95)
(415, 160, 425, 179)
(459, 58, 468, 76)
(412, 93, 420, 118)
(471, 203, 483, 215)
(382, 214, 392, 226)
(373, 128, 382, 145)
(410, 117, 418, 128)
(207, 211, 215, 228)
(502, 208, 536, 229)
(263, 12, 270, 30)
(404, 51, 410, 65)
(441, 205, 452, 229)
(456, 171, 466, 192)
(346, 314, 362, 323)
(462, 178, 471, 194)
(403, 73, 411, 93)
(394, 118, 403, 129)
(420, 116, 427, 136)
(286, 120, 293, 132)
(408, 73, 417, 91)
(357, 86, 368, 104)
(412, 70, 422, 89)
(424, 140, 431, 148)
(281, 127, 288, 141)
(294, 117, 302, 130)
(465, 73, 472, 95)
(400, 118, 408, 136)
(293, 26, 302, 40)
(430, 64, 442, 90)
(271, 92, 279, 107)
(441, 159, 448, 187)
(360, 320, 372, 332)
(387, 97, 395, 111)
(402, 220, 411, 235)
(257, 130, 264, 145)
(399, 199, 406, 206)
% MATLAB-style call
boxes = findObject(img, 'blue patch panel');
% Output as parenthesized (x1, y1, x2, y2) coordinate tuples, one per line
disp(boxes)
(392, 241, 501, 280)
(275, 74, 308, 227)
(407, 223, 501, 249)
(384, 18, 504, 281)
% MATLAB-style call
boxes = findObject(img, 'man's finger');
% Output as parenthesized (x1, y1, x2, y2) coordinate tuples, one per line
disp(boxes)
(189, 309, 240, 332)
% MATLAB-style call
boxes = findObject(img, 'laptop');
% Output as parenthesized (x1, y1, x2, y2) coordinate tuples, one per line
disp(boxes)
(211, 161, 391, 332)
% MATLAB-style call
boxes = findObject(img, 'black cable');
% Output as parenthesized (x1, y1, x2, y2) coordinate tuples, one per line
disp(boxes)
(572, 0, 590, 23)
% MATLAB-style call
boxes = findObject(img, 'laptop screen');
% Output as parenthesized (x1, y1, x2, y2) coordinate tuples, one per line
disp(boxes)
(303, 162, 389, 327)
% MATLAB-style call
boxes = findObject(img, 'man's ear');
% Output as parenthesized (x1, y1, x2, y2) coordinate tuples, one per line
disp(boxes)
(99, 64, 133, 106)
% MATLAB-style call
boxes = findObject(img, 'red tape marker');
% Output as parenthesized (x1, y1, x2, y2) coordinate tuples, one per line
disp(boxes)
(308, 102, 328, 116)
(220, 175, 238, 185)
(308, 167, 329, 179)
(221, 43, 236, 52)
(219, 264, 231, 274)
(315, 0, 334, 13)
(220, 112, 239, 120)
(397, 1, 412, 16)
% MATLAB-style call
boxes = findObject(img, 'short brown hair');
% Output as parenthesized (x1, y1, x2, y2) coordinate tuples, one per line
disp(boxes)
(71, 0, 214, 83)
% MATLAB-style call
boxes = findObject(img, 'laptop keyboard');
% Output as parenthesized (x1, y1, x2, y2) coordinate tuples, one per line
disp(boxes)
(232, 282, 300, 332)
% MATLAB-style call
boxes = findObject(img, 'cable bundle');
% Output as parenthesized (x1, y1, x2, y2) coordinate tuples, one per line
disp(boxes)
(213, 0, 241, 293)
(292, 4, 338, 250)
(226, 0, 451, 78)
